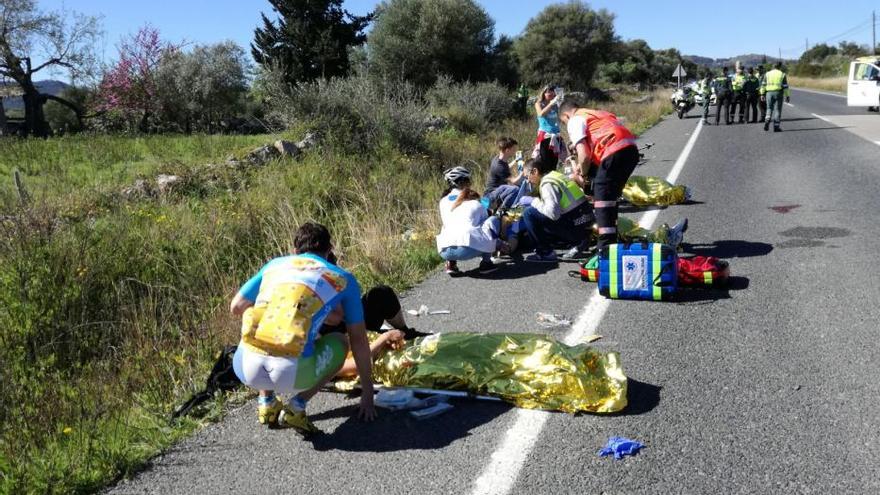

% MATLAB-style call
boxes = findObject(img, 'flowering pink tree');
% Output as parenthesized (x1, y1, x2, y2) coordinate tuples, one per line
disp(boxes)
(99, 25, 177, 132)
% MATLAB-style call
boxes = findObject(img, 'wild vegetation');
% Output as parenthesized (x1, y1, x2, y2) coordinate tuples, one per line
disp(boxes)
(0, 0, 677, 492)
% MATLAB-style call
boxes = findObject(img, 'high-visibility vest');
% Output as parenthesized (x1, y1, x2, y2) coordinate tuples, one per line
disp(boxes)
(240, 256, 348, 358)
(573, 108, 637, 166)
(713, 75, 731, 93)
(761, 69, 790, 97)
(541, 170, 587, 214)
(732, 73, 746, 91)
(698, 79, 712, 96)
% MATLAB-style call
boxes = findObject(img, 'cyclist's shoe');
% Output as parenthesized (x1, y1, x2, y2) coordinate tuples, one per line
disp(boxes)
(278, 408, 322, 437)
(257, 398, 283, 427)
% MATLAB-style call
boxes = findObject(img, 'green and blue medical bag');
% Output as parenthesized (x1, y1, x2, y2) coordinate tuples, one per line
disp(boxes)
(598, 242, 678, 301)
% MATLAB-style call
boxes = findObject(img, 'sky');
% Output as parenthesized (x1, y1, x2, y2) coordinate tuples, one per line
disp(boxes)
(37, 0, 880, 66)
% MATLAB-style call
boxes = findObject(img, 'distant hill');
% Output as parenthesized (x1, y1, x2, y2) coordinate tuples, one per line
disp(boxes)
(0, 80, 71, 110)
(684, 54, 785, 70)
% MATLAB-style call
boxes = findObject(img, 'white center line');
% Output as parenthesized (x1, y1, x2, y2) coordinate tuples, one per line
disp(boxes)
(811, 112, 834, 124)
(784, 102, 795, 107)
(469, 119, 704, 495)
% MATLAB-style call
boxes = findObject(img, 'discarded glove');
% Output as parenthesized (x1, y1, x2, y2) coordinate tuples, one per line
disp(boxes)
(598, 436, 644, 459)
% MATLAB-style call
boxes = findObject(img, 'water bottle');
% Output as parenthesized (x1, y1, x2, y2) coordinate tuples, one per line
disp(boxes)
(515, 150, 524, 172)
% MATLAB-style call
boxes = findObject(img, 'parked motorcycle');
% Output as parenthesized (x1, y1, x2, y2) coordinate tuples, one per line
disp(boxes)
(671, 86, 695, 119)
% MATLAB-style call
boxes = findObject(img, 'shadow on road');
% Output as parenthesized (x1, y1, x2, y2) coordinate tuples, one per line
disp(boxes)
(310, 400, 511, 452)
(474, 259, 559, 280)
(608, 379, 661, 416)
(780, 117, 818, 122)
(681, 240, 773, 258)
(673, 276, 750, 304)
(777, 126, 847, 133)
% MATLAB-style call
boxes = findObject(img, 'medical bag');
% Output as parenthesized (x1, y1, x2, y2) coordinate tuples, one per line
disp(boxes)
(598, 242, 678, 301)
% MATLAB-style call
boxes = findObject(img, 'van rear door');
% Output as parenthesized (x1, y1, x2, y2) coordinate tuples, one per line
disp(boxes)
(847, 61, 880, 107)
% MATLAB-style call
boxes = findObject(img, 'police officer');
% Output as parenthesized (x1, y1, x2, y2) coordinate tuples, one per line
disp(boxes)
(697, 73, 713, 124)
(756, 65, 768, 123)
(743, 67, 760, 123)
(730, 67, 747, 123)
(761, 62, 791, 132)
(713, 67, 733, 125)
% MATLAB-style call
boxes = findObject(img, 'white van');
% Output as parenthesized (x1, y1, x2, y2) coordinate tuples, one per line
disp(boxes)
(847, 56, 880, 109)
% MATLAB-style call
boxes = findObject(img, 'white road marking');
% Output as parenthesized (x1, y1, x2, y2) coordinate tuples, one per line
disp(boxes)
(811, 112, 834, 124)
(792, 87, 846, 98)
(469, 119, 704, 495)
(784, 102, 795, 107)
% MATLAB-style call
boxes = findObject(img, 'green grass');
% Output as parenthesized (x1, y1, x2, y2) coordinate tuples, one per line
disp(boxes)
(0, 90, 670, 495)
(788, 76, 846, 94)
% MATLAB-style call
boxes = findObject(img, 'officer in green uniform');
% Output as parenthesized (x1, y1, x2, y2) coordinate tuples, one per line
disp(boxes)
(761, 62, 791, 132)
(743, 67, 760, 123)
(516, 83, 529, 117)
(730, 67, 747, 123)
(756, 65, 768, 122)
(713, 67, 733, 125)
(697, 73, 713, 124)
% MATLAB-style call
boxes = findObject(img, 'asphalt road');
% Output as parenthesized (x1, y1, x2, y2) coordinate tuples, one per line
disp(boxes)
(106, 93, 880, 495)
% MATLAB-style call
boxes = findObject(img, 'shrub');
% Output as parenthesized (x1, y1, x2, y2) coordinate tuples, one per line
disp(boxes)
(426, 76, 516, 132)
(261, 71, 428, 152)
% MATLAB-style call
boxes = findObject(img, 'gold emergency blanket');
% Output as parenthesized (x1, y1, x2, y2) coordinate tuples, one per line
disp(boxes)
(338, 332, 627, 414)
(617, 216, 671, 244)
(623, 175, 689, 206)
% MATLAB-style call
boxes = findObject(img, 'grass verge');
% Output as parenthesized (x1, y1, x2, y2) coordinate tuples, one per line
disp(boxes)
(789, 76, 846, 94)
(0, 89, 670, 494)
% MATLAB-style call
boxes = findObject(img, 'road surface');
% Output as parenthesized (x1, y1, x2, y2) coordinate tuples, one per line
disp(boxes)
(107, 90, 880, 495)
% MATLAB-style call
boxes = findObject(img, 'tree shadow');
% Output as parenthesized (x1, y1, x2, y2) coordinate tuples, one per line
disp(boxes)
(681, 240, 773, 258)
(309, 400, 511, 452)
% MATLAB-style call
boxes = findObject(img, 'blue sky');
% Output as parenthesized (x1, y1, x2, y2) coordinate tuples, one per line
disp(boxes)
(39, 0, 880, 63)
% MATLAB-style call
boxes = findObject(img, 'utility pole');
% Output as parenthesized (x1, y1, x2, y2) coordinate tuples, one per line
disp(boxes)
(778, 47, 782, 62)
(805, 38, 808, 54)
(873, 10, 876, 55)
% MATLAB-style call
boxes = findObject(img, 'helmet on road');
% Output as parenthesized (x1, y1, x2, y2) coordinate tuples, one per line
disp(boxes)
(443, 166, 471, 186)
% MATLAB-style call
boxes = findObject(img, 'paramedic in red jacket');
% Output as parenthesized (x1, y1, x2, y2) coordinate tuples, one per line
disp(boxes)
(559, 100, 640, 252)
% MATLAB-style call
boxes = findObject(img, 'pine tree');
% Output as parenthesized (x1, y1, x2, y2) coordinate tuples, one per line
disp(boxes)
(252, 0, 372, 84)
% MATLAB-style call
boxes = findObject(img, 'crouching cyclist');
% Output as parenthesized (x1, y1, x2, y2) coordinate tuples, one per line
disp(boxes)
(559, 101, 639, 253)
(519, 157, 593, 262)
(229, 222, 376, 436)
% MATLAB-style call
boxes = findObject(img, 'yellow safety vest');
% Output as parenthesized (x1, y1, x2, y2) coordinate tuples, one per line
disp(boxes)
(732, 73, 746, 91)
(761, 69, 790, 97)
(541, 171, 586, 213)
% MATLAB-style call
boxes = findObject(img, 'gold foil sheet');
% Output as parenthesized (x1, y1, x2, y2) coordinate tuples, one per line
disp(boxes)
(623, 175, 688, 206)
(336, 332, 627, 414)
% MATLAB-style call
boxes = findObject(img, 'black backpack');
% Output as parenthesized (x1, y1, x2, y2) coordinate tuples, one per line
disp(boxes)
(171, 345, 241, 420)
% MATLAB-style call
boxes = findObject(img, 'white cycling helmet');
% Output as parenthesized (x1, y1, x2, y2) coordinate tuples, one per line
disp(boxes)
(443, 166, 471, 186)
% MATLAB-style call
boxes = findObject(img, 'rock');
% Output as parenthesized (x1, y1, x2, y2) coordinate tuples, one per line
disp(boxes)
(630, 95, 653, 104)
(296, 132, 319, 151)
(424, 115, 449, 132)
(273, 140, 301, 158)
(121, 179, 153, 199)
(156, 174, 182, 194)
(245, 144, 280, 166)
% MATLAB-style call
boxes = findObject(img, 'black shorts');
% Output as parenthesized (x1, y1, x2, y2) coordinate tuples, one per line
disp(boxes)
(319, 285, 401, 335)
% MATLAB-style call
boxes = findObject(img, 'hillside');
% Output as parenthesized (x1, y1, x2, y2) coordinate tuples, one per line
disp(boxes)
(684, 53, 784, 69)
(0, 80, 70, 110)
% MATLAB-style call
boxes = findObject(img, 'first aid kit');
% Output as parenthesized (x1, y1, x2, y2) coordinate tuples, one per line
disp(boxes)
(598, 242, 678, 301)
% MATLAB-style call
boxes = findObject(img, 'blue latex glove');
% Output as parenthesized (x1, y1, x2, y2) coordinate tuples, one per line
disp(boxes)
(598, 436, 644, 459)
(517, 196, 534, 207)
